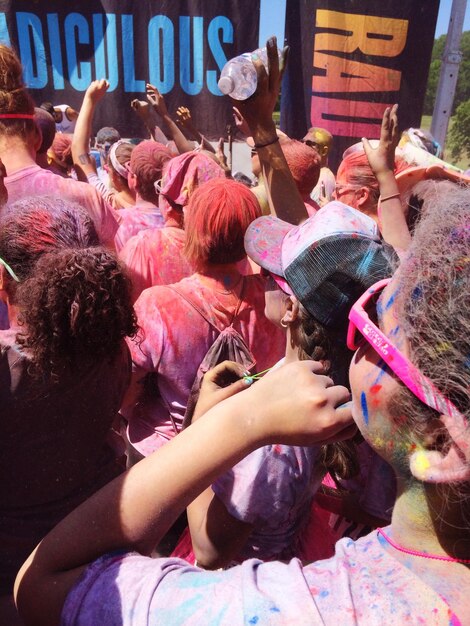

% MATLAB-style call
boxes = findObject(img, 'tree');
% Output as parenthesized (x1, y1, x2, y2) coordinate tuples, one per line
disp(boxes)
(424, 31, 470, 116)
(447, 98, 470, 161)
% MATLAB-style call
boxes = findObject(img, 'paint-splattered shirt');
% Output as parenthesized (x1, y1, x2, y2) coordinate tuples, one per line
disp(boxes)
(61, 530, 461, 625)
(4, 164, 118, 247)
(125, 274, 285, 455)
(114, 204, 165, 252)
(119, 226, 191, 301)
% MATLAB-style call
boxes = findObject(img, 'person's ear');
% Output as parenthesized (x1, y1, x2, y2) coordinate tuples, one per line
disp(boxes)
(281, 295, 300, 326)
(409, 414, 470, 483)
(355, 186, 370, 208)
(321, 144, 329, 158)
(33, 125, 42, 152)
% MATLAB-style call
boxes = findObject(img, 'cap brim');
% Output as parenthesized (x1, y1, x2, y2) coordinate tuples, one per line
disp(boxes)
(244, 215, 293, 276)
(396, 164, 470, 195)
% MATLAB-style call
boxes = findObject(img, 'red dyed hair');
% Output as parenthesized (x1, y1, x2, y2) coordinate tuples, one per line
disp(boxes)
(281, 139, 321, 199)
(130, 140, 172, 202)
(336, 150, 380, 201)
(184, 178, 261, 268)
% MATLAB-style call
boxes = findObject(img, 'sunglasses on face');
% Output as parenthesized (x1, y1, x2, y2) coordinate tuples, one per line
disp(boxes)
(303, 139, 320, 149)
(347, 279, 463, 421)
(250, 148, 257, 158)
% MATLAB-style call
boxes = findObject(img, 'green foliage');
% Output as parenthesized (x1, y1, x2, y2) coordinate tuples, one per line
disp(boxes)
(424, 31, 470, 115)
(447, 99, 470, 160)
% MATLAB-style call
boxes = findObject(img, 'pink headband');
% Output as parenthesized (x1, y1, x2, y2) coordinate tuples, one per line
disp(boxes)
(0, 113, 35, 119)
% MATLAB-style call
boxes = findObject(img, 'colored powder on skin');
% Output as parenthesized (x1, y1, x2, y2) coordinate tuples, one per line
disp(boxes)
(384, 289, 398, 312)
(370, 385, 382, 395)
(361, 392, 369, 425)
(464, 355, 470, 370)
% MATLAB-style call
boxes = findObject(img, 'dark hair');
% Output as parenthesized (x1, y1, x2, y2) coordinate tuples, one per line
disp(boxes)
(0, 197, 137, 381)
(184, 178, 261, 268)
(0, 197, 98, 282)
(34, 107, 56, 154)
(16, 247, 137, 381)
(40, 102, 55, 117)
(0, 45, 36, 140)
(292, 304, 359, 480)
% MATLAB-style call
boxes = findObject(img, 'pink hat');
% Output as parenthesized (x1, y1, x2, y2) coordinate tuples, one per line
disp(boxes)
(245, 202, 393, 329)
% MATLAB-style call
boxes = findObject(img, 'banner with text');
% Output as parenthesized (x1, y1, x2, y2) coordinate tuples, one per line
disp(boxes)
(281, 0, 440, 169)
(0, 1, 259, 139)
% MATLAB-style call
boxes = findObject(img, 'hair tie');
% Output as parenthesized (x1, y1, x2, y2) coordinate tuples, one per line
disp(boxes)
(0, 113, 35, 120)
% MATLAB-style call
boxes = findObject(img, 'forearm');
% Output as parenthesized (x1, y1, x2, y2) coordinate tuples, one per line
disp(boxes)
(376, 170, 411, 256)
(252, 124, 307, 225)
(187, 488, 253, 569)
(72, 96, 97, 181)
(19, 392, 259, 574)
(160, 114, 195, 154)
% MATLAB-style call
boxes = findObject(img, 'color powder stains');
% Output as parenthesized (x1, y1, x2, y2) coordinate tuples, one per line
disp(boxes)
(384, 290, 398, 311)
(248, 617, 259, 625)
(319, 590, 329, 598)
(369, 384, 382, 408)
(361, 392, 369, 425)
(435, 342, 451, 354)
(370, 384, 382, 395)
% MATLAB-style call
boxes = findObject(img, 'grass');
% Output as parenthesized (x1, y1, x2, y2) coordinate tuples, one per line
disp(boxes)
(420, 114, 468, 170)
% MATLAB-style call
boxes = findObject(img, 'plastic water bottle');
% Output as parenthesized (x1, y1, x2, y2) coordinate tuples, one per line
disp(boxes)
(218, 46, 281, 100)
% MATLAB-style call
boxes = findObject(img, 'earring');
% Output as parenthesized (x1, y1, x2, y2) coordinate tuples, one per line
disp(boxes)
(280, 319, 288, 328)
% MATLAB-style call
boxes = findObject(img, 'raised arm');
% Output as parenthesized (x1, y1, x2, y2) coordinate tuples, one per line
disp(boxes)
(234, 37, 307, 224)
(146, 84, 195, 154)
(71, 79, 109, 182)
(362, 104, 411, 256)
(15, 361, 353, 626)
(176, 106, 216, 153)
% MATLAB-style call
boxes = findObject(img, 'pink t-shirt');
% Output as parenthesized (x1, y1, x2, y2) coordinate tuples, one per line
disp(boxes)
(119, 226, 192, 301)
(114, 205, 165, 252)
(4, 165, 118, 246)
(61, 530, 462, 625)
(125, 274, 285, 455)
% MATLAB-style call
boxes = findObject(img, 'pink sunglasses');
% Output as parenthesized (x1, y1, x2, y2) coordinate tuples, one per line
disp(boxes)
(347, 278, 464, 422)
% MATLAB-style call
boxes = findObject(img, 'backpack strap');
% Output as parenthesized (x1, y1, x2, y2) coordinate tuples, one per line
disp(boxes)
(166, 284, 222, 333)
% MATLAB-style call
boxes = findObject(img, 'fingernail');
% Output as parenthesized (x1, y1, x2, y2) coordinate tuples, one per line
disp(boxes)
(244, 377, 254, 385)
(243, 370, 251, 377)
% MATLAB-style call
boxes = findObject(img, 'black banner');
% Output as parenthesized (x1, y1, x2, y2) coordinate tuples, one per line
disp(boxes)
(281, 0, 440, 169)
(0, 1, 260, 139)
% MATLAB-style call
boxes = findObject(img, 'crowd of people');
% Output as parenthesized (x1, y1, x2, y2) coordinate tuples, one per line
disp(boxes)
(0, 36, 469, 625)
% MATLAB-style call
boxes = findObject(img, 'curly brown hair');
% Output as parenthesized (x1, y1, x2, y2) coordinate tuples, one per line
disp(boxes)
(16, 247, 137, 381)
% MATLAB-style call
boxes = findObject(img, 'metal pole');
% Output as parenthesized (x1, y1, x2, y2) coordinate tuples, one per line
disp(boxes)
(430, 0, 467, 149)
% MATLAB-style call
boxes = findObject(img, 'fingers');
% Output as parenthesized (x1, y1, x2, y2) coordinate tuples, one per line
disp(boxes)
(202, 361, 247, 388)
(266, 36, 279, 92)
(279, 45, 289, 80)
(232, 107, 242, 123)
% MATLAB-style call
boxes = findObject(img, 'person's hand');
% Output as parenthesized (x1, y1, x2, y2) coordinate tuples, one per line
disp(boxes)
(85, 79, 109, 104)
(146, 83, 169, 117)
(192, 361, 252, 422)
(130, 99, 153, 123)
(232, 107, 250, 137)
(0, 157, 7, 207)
(236, 360, 355, 446)
(362, 104, 399, 178)
(232, 36, 288, 142)
(176, 106, 193, 129)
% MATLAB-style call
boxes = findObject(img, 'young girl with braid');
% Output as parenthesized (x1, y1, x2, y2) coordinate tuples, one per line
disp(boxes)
(0, 198, 137, 623)
(184, 201, 395, 568)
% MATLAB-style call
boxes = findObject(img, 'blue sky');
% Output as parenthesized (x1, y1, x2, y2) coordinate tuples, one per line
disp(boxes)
(259, 0, 469, 46)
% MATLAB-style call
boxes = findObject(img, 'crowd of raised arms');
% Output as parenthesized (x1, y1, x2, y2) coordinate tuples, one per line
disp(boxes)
(0, 37, 468, 626)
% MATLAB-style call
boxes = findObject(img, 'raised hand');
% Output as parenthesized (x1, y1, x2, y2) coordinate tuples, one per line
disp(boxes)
(362, 104, 399, 177)
(232, 107, 250, 137)
(232, 36, 288, 142)
(86, 79, 109, 104)
(146, 83, 169, 118)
